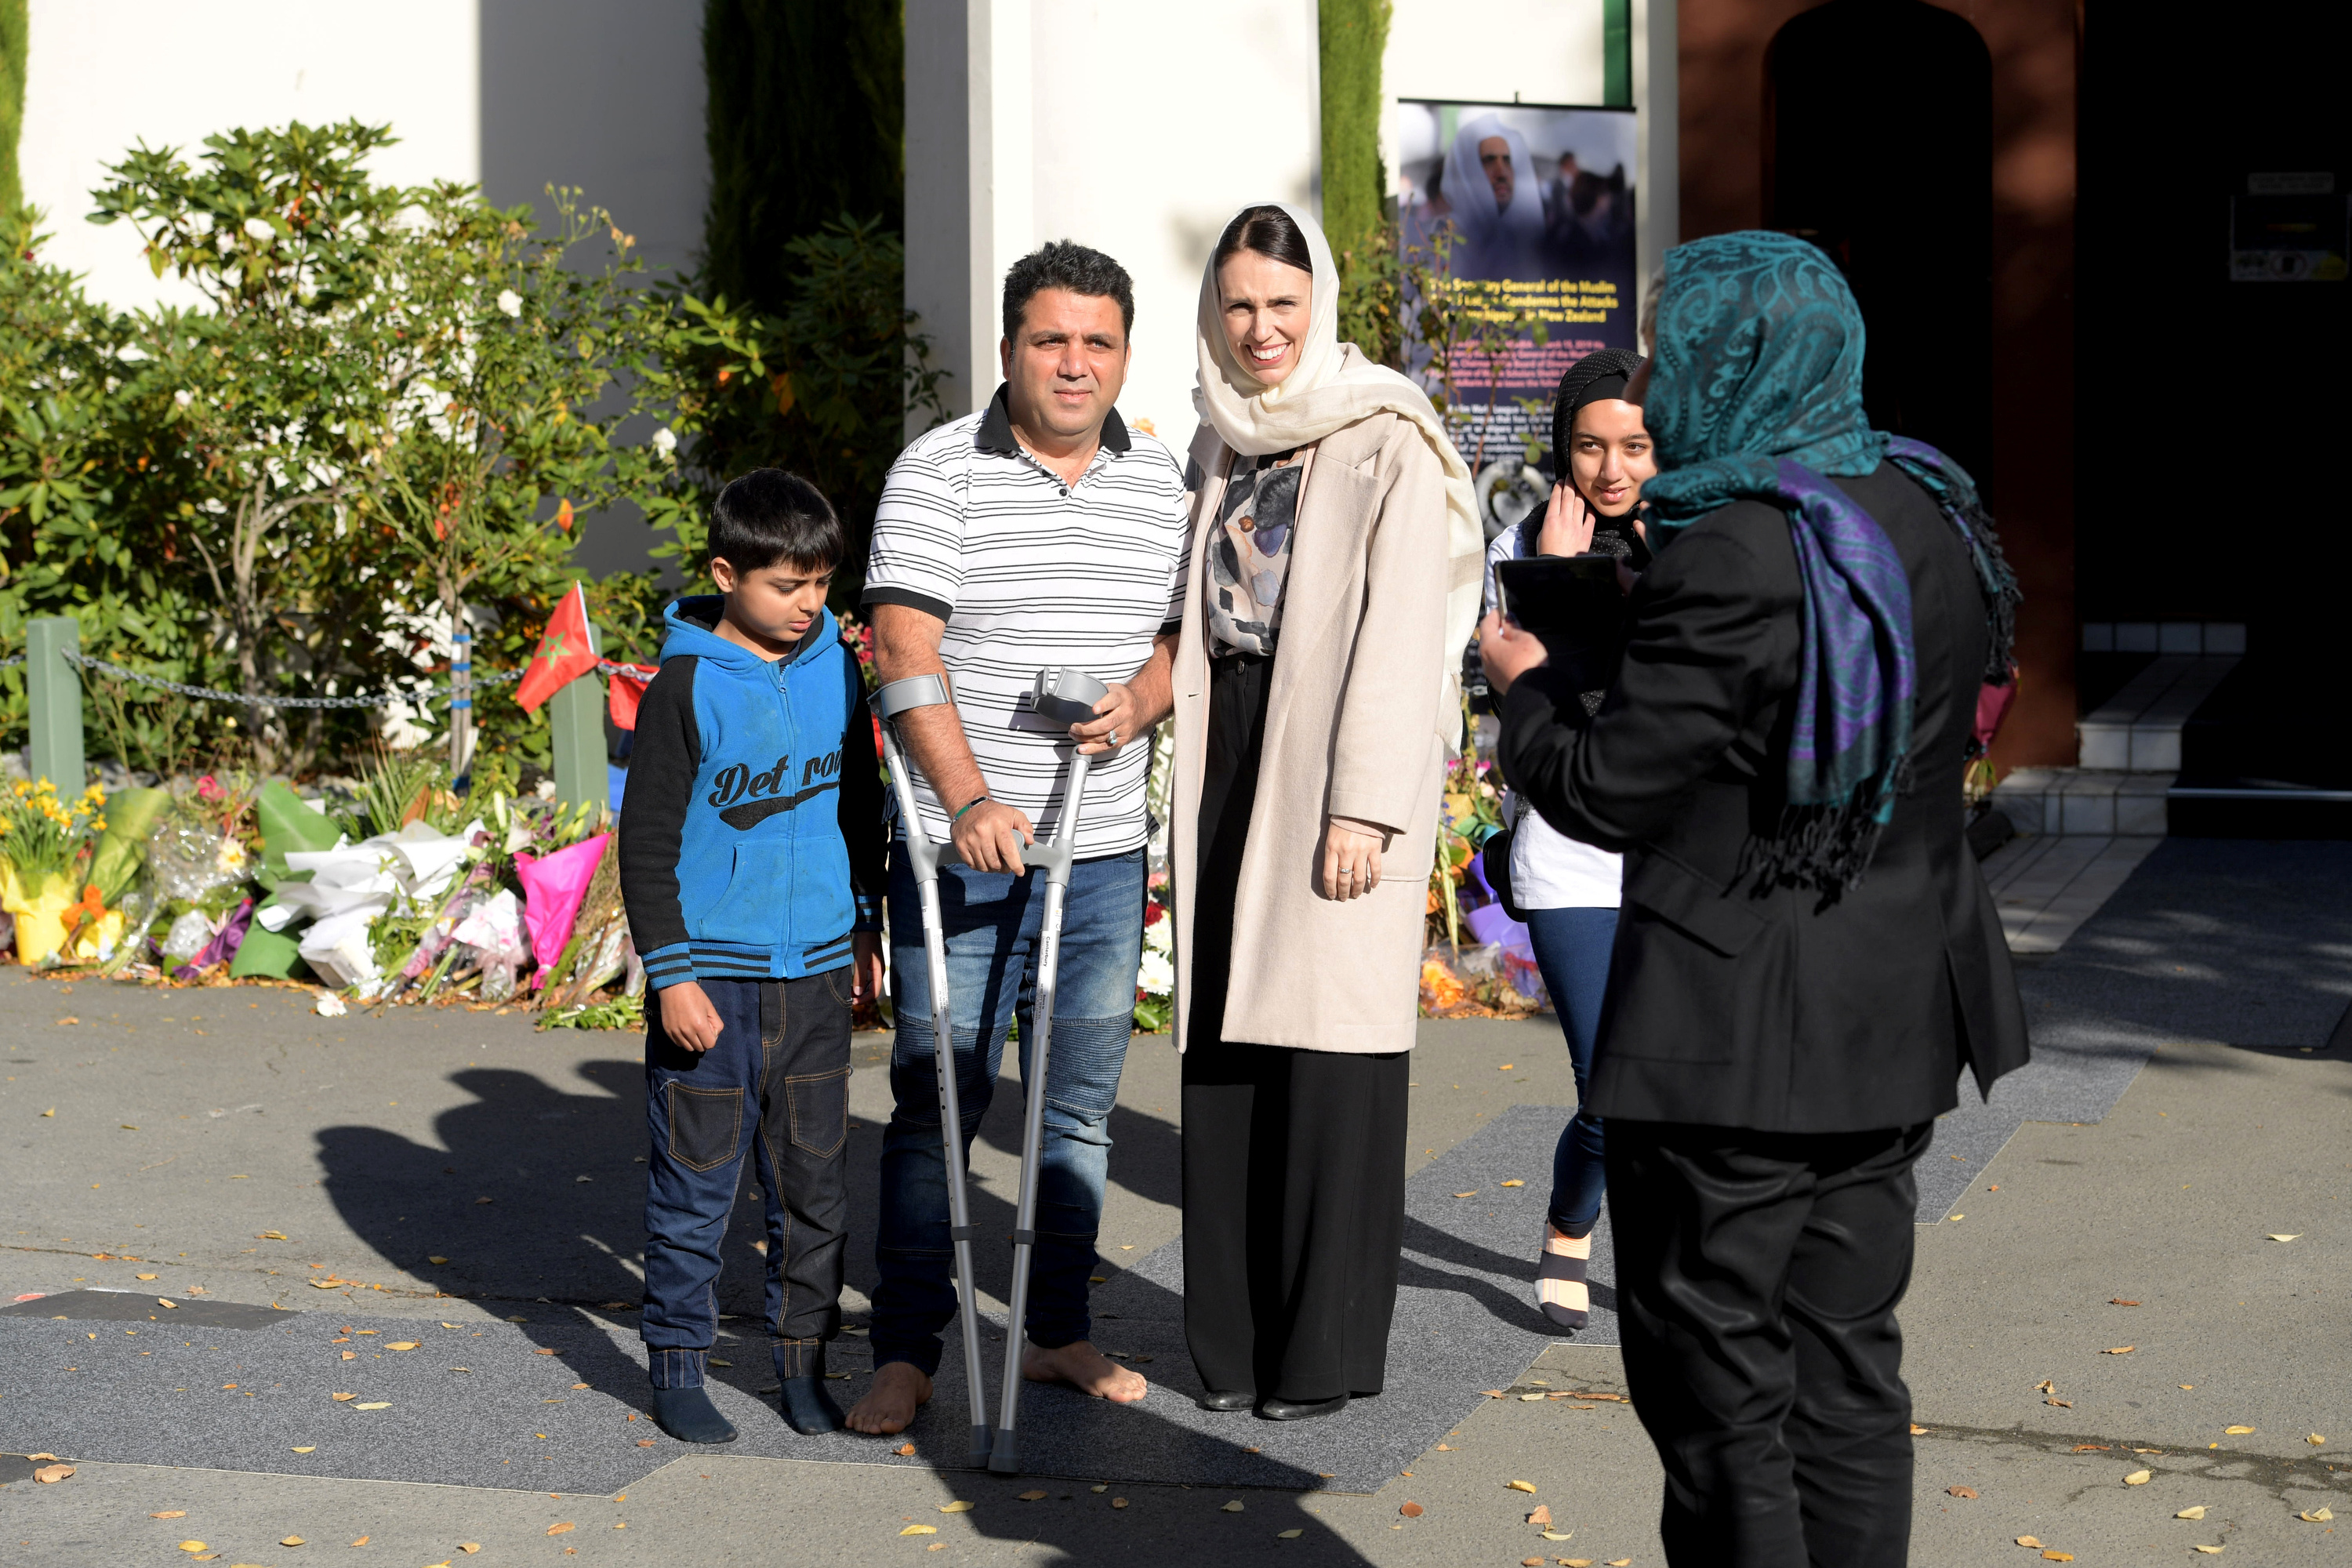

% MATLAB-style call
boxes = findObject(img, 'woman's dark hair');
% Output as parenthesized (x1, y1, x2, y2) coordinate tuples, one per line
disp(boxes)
(709, 469, 842, 574)
(1002, 240, 1135, 346)
(1212, 205, 1315, 278)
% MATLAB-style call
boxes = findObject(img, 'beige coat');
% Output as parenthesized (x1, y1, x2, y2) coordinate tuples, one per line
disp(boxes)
(1170, 408, 1461, 1054)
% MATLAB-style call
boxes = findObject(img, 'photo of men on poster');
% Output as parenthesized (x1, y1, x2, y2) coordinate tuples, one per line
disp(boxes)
(1397, 100, 1639, 527)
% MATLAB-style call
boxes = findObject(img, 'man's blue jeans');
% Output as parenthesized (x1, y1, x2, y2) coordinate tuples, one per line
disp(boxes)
(873, 844, 1145, 1377)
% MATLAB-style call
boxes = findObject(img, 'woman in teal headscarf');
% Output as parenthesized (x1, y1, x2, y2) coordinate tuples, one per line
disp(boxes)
(1631, 229, 2018, 888)
(1475, 231, 2030, 1566)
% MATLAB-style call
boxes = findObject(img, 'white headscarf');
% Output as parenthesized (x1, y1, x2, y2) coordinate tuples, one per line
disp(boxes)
(1192, 201, 1483, 738)
(1443, 114, 1545, 275)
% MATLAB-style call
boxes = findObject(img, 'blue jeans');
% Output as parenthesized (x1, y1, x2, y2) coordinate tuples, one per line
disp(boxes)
(1524, 906, 1618, 1236)
(872, 845, 1145, 1376)
(641, 972, 853, 1388)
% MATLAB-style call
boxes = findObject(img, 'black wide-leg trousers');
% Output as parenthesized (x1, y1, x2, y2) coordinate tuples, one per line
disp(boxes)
(1606, 1119, 1933, 1568)
(1181, 652, 1410, 1403)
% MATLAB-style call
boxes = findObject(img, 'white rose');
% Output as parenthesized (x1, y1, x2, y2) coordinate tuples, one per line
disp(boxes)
(495, 289, 523, 318)
(652, 426, 678, 458)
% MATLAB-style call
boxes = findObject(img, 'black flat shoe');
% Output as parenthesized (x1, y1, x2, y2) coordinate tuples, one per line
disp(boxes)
(1196, 1388, 1256, 1412)
(1257, 1394, 1349, 1421)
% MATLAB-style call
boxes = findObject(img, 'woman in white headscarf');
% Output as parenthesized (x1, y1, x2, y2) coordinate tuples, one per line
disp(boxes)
(1171, 202, 1479, 1422)
(1443, 113, 1548, 279)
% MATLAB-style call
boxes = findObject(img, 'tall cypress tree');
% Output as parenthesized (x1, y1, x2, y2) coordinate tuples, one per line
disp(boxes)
(700, 0, 904, 314)
(1319, 0, 1391, 252)
(1, 0, 27, 215)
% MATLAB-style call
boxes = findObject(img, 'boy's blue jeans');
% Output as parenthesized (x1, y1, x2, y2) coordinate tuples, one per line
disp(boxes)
(1523, 906, 1620, 1236)
(872, 845, 1145, 1377)
(641, 971, 853, 1389)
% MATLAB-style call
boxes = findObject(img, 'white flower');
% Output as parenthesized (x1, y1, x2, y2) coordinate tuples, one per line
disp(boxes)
(173, 389, 193, 408)
(1142, 916, 1172, 955)
(495, 289, 523, 318)
(651, 426, 678, 458)
(244, 216, 274, 241)
(1136, 949, 1174, 996)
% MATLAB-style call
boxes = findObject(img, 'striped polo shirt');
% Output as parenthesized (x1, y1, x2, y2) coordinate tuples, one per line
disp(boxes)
(862, 386, 1192, 858)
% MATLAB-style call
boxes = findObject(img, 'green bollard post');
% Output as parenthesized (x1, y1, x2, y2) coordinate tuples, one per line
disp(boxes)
(27, 616, 87, 793)
(548, 672, 608, 811)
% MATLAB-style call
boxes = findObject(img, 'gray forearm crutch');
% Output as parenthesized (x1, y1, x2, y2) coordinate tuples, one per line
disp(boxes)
(870, 666, 1105, 1475)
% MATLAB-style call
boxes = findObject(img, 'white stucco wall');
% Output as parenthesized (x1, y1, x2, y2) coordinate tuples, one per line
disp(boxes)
(907, 0, 1320, 438)
(16, 0, 706, 314)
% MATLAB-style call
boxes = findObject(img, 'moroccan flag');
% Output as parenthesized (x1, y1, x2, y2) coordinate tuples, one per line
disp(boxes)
(515, 583, 600, 714)
(605, 662, 659, 730)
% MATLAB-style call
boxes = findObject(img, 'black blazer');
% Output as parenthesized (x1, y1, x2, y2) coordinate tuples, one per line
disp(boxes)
(1498, 462, 2028, 1133)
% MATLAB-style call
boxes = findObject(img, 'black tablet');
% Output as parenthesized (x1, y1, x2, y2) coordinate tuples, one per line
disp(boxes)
(1495, 554, 1626, 639)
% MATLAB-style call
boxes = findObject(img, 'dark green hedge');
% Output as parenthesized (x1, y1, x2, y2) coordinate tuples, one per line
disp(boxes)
(1, 0, 27, 214)
(1319, 0, 1390, 256)
(700, 0, 903, 316)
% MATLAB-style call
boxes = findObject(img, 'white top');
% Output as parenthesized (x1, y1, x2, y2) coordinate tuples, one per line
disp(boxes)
(864, 389, 1192, 858)
(1485, 524, 1623, 909)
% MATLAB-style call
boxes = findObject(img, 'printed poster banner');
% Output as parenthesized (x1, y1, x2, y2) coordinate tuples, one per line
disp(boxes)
(1396, 100, 1639, 531)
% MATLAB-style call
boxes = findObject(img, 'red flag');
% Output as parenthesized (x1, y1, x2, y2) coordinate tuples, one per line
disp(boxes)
(515, 583, 600, 714)
(606, 662, 659, 730)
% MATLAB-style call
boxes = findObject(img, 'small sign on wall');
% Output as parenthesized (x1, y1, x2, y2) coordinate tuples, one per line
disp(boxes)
(2230, 172, 2346, 282)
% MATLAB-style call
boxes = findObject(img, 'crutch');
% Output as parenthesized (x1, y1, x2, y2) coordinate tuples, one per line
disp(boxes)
(872, 666, 1106, 1475)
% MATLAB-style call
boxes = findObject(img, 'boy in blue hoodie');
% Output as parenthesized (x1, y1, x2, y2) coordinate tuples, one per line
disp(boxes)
(619, 469, 886, 1443)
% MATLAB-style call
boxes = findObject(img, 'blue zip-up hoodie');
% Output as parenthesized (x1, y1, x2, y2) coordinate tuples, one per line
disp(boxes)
(618, 596, 885, 988)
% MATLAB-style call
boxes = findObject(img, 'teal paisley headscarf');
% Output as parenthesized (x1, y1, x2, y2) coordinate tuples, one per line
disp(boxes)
(1640, 231, 2018, 893)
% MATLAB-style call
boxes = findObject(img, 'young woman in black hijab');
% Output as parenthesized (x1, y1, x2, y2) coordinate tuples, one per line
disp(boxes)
(1479, 347, 1653, 1330)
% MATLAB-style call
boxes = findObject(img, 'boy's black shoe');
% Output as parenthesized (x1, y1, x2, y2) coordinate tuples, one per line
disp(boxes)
(650, 1385, 739, 1444)
(777, 1341, 846, 1435)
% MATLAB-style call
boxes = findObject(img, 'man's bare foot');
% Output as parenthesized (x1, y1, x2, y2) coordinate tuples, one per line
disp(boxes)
(1022, 1339, 1149, 1403)
(845, 1360, 933, 1435)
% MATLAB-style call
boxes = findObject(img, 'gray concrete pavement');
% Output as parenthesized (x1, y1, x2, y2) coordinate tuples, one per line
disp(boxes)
(2, 946, 2347, 1565)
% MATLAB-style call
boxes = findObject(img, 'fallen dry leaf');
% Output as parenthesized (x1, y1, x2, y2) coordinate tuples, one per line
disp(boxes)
(1485, 1390, 1505, 1399)
(387, 1341, 418, 1351)
(180, 1544, 209, 1555)
(151, 1512, 187, 1519)
(1279, 1529, 1303, 1539)
(2176, 1506, 2207, 1519)
(2042, 1554, 2074, 1563)
(1112, 1498, 1129, 1508)
(1454, 1191, 1479, 1199)
(2191, 1548, 2224, 1555)
(1399, 1501, 1425, 1518)
(938, 1501, 974, 1513)
(282, 1537, 306, 1546)
(340, 1351, 356, 1361)
(136, 1273, 158, 1280)
(332, 1392, 356, 1401)
(2034, 1380, 2056, 1395)
(1527, 1504, 1552, 1526)
(354, 1402, 390, 1410)
(2180, 1385, 2194, 1391)
(1221, 1500, 1246, 1512)
(637, 1439, 655, 1447)
(2104, 1346, 2136, 1355)
(2016, 1537, 2044, 1548)
(1501, 1179, 1526, 1188)
(57, 1016, 78, 1025)
(2265, 1234, 2299, 1243)
(258, 1231, 288, 1241)
(1911, 1424, 1929, 1436)
(2299, 1508, 2335, 1523)
(2111, 1298, 2140, 1306)
(2125, 1469, 2151, 1486)
(1609, 1560, 1632, 1566)
(427, 1256, 449, 1265)
(32, 1463, 74, 1483)
(291, 1446, 314, 1454)
(1947, 1486, 1978, 1498)
(899, 1525, 937, 1536)
(535, 1348, 559, 1357)
(2071, 1445, 2110, 1453)
(350, 1537, 369, 1547)
(895, 1443, 916, 1456)
(2309, 1434, 2328, 1445)
(1520, 1392, 1547, 1402)
(1523, 1559, 1545, 1566)
(547, 1523, 575, 1535)
(1017, 1489, 1048, 1502)
(2047, 1399, 2074, 1408)
(1507, 1479, 1538, 1494)
(2224, 1425, 2255, 1435)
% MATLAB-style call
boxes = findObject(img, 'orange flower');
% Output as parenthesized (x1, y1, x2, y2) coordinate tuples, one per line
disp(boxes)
(554, 499, 574, 532)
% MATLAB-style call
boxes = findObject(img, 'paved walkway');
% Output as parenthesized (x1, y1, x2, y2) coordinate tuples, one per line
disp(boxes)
(4, 840, 2348, 1565)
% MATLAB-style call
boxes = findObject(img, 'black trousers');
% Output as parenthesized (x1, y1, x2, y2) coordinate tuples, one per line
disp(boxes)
(1181, 652, 1410, 1401)
(1606, 1120, 1932, 1568)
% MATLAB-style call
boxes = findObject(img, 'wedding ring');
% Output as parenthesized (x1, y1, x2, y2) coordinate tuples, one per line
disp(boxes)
(1106, 727, 1119, 746)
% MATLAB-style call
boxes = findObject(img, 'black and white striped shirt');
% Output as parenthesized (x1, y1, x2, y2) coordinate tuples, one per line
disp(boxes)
(862, 387, 1191, 858)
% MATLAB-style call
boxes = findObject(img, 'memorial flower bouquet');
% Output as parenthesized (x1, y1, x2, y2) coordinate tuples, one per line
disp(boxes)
(0, 779, 111, 966)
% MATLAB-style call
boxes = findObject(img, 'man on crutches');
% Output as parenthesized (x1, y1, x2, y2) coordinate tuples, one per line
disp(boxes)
(847, 241, 1191, 1444)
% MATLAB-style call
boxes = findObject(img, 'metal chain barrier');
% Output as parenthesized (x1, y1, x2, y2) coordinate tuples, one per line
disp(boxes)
(62, 650, 525, 711)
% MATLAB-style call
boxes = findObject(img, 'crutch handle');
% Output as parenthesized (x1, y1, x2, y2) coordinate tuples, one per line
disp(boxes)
(873, 672, 953, 720)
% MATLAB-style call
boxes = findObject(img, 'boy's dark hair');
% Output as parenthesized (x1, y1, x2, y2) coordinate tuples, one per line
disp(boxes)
(1002, 240, 1134, 346)
(1212, 205, 1315, 278)
(709, 469, 842, 574)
